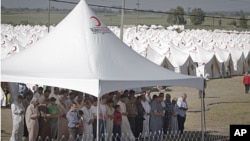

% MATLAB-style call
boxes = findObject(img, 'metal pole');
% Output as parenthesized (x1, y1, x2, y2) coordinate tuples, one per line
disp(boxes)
(212, 17, 215, 31)
(136, 0, 139, 32)
(97, 97, 100, 141)
(120, 0, 125, 41)
(201, 79, 205, 141)
(48, 0, 51, 32)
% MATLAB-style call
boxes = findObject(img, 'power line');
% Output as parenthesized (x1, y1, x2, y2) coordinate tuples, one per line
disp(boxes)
(50, 0, 250, 20)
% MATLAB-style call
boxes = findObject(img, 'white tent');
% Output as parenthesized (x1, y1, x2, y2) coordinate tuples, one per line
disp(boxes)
(2, 0, 204, 97)
(227, 47, 246, 75)
(166, 44, 196, 76)
(213, 46, 233, 77)
(1, 0, 206, 139)
(190, 45, 221, 79)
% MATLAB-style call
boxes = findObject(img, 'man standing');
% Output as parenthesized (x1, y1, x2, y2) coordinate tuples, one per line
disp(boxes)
(10, 95, 25, 141)
(49, 87, 60, 104)
(164, 93, 172, 133)
(145, 89, 152, 103)
(126, 96, 137, 137)
(141, 92, 151, 138)
(117, 94, 134, 140)
(33, 87, 44, 100)
(25, 97, 40, 141)
(177, 93, 188, 134)
(82, 99, 94, 140)
(66, 102, 79, 140)
(150, 95, 164, 135)
(243, 71, 250, 94)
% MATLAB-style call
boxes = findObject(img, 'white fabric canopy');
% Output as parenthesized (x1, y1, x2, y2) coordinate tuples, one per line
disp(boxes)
(1, 0, 204, 97)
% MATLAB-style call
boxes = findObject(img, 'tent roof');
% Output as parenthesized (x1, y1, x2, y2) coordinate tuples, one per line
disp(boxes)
(1, 0, 204, 97)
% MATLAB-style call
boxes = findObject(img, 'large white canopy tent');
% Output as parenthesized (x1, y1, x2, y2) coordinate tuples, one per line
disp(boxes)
(1, 0, 205, 140)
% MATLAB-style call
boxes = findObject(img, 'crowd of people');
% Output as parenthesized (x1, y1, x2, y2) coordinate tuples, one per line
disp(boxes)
(9, 86, 189, 141)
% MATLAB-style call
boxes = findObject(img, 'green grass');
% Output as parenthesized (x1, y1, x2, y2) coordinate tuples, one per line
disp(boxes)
(2, 76, 249, 140)
(1, 10, 249, 31)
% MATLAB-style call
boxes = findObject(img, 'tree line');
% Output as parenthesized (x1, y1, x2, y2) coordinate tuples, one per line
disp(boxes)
(166, 6, 248, 28)
(1, 5, 249, 29)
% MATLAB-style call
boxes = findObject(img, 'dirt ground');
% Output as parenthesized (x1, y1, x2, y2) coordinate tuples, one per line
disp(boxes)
(1, 76, 250, 140)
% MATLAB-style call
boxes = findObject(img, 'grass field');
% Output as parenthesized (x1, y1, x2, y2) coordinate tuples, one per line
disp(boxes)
(1, 10, 249, 31)
(1, 76, 250, 140)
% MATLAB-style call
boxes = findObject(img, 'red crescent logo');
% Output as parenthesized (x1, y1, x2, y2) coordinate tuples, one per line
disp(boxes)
(1, 41, 5, 45)
(12, 46, 17, 52)
(90, 16, 101, 27)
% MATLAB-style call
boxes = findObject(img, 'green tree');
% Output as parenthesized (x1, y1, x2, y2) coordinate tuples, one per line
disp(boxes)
(167, 6, 186, 25)
(218, 19, 222, 26)
(228, 20, 237, 27)
(239, 13, 248, 28)
(190, 8, 205, 25)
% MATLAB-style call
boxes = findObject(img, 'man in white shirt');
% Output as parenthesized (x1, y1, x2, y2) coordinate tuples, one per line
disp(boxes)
(10, 95, 25, 141)
(49, 87, 60, 104)
(145, 89, 152, 103)
(82, 99, 94, 139)
(177, 93, 188, 134)
(33, 87, 44, 100)
(38, 89, 50, 104)
(141, 92, 151, 138)
(90, 98, 98, 139)
(117, 94, 135, 140)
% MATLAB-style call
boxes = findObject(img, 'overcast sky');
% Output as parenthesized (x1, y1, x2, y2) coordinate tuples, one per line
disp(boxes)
(2, 0, 250, 12)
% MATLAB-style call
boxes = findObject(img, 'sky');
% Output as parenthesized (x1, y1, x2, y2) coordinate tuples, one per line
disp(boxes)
(1, 0, 250, 12)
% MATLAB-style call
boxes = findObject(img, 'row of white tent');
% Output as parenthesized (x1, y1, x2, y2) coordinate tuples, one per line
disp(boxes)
(1, 23, 250, 79)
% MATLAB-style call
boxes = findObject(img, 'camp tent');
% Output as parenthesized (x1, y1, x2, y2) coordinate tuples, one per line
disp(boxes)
(190, 45, 221, 79)
(1, 0, 204, 97)
(1, 0, 205, 139)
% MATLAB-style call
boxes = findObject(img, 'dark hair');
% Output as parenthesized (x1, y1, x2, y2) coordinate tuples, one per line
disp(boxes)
(123, 90, 129, 94)
(44, 89, 51, 94)
(152, 95, 158, 99)
(129, 90, 135, 94)
(71, 102, 77, 107)
(50, 97, 57, 102)
(93, 97, 98, 102)
(17, 95, 23, 99)
(25, 90, 33, 96)
(114, 105, 120, 110)
(109, 92, 115, 95)
(158, 93, 164, 97)
(60, 89, 68, 95)
(106, 99, 113, 104)
(37, 87, 43, 91)
(136, 96, 142, 100)
(78, 110, 84, 115)
(54, 87, 59, 91)
(120, 94, 127, 99)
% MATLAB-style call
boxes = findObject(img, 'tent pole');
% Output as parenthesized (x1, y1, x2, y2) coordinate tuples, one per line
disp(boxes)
(97, 97, 100, 141)
(48, 0, 51, 32)
(201, 88, 205, 141)
(120, 0, 125, 41)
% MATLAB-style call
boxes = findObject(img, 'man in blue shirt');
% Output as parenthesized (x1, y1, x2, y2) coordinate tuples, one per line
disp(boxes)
(66, 102, 79, 140)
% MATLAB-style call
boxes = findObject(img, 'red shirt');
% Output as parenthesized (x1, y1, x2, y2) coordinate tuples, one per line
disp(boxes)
(113, 111, 122, 125)
(243, 75, 250, 84)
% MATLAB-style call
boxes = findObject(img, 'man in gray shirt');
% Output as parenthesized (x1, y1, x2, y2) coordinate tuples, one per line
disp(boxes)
(66, 102, 79, 140)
